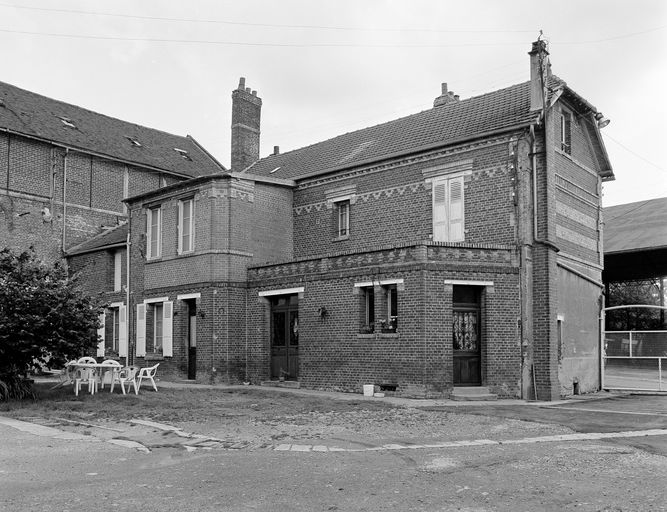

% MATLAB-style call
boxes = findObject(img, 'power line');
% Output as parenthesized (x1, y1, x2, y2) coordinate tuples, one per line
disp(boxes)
(0, 28, 533, 48)
(0, 3, 537, 34)
(554, 25, 666, 45)
(603, 132, 665, 173)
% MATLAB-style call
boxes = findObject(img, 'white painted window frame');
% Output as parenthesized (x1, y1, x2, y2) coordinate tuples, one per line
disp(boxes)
(147, 206, 162, 259)
(178, 197, 194, 254)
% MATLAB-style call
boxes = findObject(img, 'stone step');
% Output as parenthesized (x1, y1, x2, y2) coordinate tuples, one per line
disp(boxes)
(450, 386, 497, 401)
(260, 380, 301, 389)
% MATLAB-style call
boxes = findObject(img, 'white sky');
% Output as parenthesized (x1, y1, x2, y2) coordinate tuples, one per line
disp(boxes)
(1, 0, 665, 207)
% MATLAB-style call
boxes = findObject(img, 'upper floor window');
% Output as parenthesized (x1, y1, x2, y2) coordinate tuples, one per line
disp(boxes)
(178, 198, 194, 254)
(147, 206, 162, 259)
(336, 200, 350, 239)
(560, 112, 572, 155)
(432, 175, 464, 242)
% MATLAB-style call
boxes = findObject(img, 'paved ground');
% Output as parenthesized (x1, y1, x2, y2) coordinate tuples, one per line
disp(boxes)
(2, 383, 667, 511)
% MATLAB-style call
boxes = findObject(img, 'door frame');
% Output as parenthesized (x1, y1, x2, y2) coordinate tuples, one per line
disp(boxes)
(452, 285, 483, 386)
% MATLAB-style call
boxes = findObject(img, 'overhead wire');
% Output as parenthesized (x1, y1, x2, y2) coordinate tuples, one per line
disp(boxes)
(0, 3, 537, 34)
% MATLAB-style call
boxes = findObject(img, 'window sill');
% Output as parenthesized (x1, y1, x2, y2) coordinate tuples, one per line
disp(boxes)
(333, 235, 350, 242)
(378, 332, 400, 338)
(357, 333, 376, 339)
(143, 354, 165, 361)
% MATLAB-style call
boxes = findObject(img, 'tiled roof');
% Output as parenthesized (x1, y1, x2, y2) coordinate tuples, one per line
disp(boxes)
(243, 80, 552, 180)
(66, 223, 128, 256)
(604, 198, 667, 254)
(0, 81, 224, 178)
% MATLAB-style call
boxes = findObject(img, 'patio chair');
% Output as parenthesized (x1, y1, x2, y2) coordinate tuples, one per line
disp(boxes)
(110, 366, 139, 395)
(137, 363, 160, 392)
(99, 360, 122, 390)
(73, 367, 98, 396)
(51, 361, 78, 389)
(77, 356, 97, 364)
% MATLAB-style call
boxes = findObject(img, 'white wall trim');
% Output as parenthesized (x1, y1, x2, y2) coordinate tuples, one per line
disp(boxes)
(354, 278, 404, 288)
(258, 287, 305, 297)
(109, 302, 124, 308)
(144, 296, 169, 304)
(444, 280, 494, 287)
(177, 293, 201, 300)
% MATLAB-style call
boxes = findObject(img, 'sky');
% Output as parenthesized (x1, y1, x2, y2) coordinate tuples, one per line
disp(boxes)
(1, 0, 665, 207)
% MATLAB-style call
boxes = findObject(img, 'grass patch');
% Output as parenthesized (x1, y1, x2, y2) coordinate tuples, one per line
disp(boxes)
(0, 383, 396, 425)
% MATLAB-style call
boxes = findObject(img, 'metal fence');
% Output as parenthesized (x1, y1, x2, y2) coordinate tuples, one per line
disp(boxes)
(602, 304, 667, 391)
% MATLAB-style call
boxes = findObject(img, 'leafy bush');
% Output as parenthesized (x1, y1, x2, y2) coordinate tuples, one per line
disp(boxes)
(0, 248, 102, 400)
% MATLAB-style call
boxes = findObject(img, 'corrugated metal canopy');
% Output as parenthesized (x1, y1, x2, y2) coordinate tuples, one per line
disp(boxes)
(604, 197, 667, 254)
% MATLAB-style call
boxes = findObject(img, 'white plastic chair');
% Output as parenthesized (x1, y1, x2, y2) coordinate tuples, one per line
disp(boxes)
(110, 366, 139, 395)
(137, 363, 160, 392)
(99, 360, 122, 390)
(73, 367, 97, 396)
(77, 356, 97, 364)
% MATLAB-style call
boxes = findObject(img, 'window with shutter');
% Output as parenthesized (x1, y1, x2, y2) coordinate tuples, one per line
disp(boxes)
(432, 176, 465, 242)
(147, 206, 162, 259)
(178, 198, 194, 254)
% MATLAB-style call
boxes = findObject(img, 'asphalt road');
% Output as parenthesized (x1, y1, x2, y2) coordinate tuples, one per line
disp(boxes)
(2, 393, 667, 511)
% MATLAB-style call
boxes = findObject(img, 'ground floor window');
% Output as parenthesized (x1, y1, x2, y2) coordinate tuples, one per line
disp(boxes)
(137, 300, 173, 357)
(359, 286, 375, 333)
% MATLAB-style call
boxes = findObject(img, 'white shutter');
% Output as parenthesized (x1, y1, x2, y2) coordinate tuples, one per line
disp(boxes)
(176, 202, 182, 255)
(432, 181, 448, 241)
(448, 177, 465, 242)
(136, 304, 146, 357)
(162, 301, 173, 357)
(118, 305, 128, 357)
(146, 209, 152, 259)
(97, 313, 106, 357)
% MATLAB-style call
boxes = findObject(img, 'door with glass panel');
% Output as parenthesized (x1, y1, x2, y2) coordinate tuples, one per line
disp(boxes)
(270, 295, 299, 380)
(453, 286, 481, 385)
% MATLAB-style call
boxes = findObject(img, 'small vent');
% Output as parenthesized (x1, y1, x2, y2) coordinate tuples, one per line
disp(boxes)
(126, 136, 142, 147)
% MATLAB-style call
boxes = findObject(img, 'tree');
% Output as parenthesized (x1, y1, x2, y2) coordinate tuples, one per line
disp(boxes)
(0, 248, 102, 399)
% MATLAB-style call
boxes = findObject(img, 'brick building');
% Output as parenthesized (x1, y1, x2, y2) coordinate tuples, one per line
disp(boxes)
(103, 40, 613, 399)
(0, 80, 225, 359)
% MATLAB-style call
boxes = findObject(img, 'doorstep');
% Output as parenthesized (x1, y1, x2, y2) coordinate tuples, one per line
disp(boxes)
(450, 386, 498, 401)
(261, 380, 301, 389)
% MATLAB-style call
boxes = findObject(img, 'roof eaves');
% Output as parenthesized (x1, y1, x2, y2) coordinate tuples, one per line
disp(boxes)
(230, 172, 296, 188)
(123, 172, 232, 204)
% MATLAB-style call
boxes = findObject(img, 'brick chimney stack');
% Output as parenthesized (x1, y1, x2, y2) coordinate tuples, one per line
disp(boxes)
(433, 83, 459, 107)
(529, 39, 551, 112)
(231, 77, 262, 172)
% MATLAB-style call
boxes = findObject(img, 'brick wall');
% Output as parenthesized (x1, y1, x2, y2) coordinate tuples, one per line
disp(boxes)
(292, 136, 519, 260)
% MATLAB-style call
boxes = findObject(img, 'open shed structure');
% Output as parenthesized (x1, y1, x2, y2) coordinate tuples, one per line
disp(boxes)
(603, 197, 667, 390)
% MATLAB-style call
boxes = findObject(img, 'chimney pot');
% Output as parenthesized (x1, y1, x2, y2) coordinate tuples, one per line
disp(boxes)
(231, 78, 262, 172)
(433, 82, 459, 107)
(273, 145, 280, 155)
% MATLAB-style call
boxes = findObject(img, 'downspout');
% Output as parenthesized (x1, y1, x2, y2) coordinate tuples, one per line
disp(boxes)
(125, 222, 131, 368)
(61, 148, 69, 253)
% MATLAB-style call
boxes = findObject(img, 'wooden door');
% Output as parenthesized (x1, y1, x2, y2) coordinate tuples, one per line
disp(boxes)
(270, 295, 299, 380)
(453, 286, 481, 386)
(186, 300, 197, 380)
